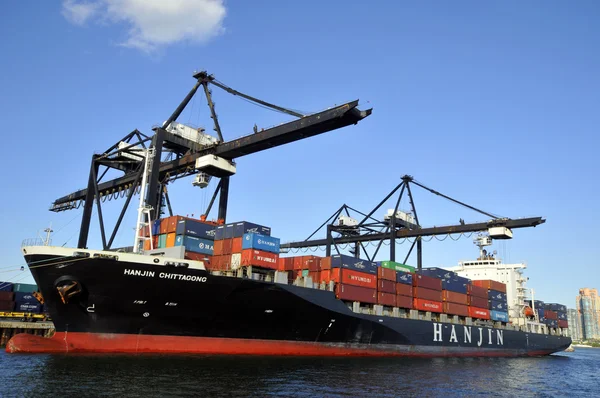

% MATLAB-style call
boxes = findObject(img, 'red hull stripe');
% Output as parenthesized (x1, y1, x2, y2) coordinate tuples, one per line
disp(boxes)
(6, 332, 558, 357)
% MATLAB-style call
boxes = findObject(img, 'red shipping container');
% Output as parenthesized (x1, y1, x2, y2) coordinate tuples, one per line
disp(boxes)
(241, 249, 278, 269)
(293, 257, 304, 270)
(467, 284, 488, 299)
(167, 216, 185, 233)
(377, 267, 397, 281)
(468, 295, 488, 308)
(395, 283, 413, 297)
(558, 319, 568, 328)
(308, 271, 321, 284)
(413, 274, 442, 291)
(414, 287, 443, 302)
(152, 236, 159, 249)
(443, 302, 469, 317)
(140, 226, 150, 238)
(330, 268, 377, 289)
(213, 240, 223, 256)
(335, 284, 377, 304)
(232, 237, 242, 253)
(378, 279, 396, 294)
(468, 306, 490, 320)
(377, 292, 396, 307)
(413, 298, 443, 313)
(545, 310, 558, 320)
(321, 257, 331, 270)
(222, 239, 233, 255)
(160, 218, 169, 234)
(0, 300, 15, 311)
(0, 292, 14, 301)
(396, 295, 413, 309)
(321, 269, 331, 283)
(185, 252, 211, 262)
(442, 290, 468, 305)
(219, 255, 231, 270)
(306, 256, 322, 272)
(278, 257, 294, 271)
(473, 279, 507, 293)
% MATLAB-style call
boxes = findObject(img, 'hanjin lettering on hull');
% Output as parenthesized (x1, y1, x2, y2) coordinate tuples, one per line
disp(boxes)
(123, 269, 207, 283)
(432, 323, 504, 346)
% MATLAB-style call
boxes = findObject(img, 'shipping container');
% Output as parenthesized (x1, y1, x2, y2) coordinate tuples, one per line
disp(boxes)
(174, 235, 214, 255)
(293, 255, 322, 271)
(545, 310, 558, 320)
(414, 287, 443, 302)
(184, 252, 211, 263)
(152, 219, 161, 236)
(379, 261, 415, 273)
(418, 267, 456, 280)
(320, 257, 331, 270)
(558, 312, 567, 320)
(15, 292, 36, 302)
(556, 304, 567, 313)
(396, 294, 413, 309)
(242, 233, 280, 254)
(330, 268, 377, 289)
(12, 283, 37, 293)
(544, 319, 559, 328)
(166, 216, 183, 234)
(213, 240, 223, 255)
(0, 292, 14, 301)
(158, 234, 167, 248)
(442, 279, 468, 294)
(166, 233, 176, 248)
(487, 290, 507, 302)
(377, 279, 396, 294)
(558, 319, 569, 328)
(175, 219, 216, 240)
(15, 302, 42, 313)
(442, 290, 468, 305)
(443, 302, 469, 317)
(413, 298, 443, 313)
(152, 236, 159, 250)
(536, 308, 545, 320)
(377, 266, 397, 282)
(488, 299, 507, 311)
(412, 274, 442, 291)
(377, 292, 396, 307)
(160, 218, 169, 234)
(231, 253, 241, 269)
(490, 310, 509, 323)
(232, 237, 242, 253)
(301, 270, 310, 277)
(467, 284, 488, 299)
(222, 239, 233, 255)
(215, 225, 225, 240)
(292, 257, 304, 270)
(143, 240, 152, 251)
(335, 284, 377, 304)
(308, 271, 321, 284)
(320, 269, 331, 283)
(330, 254, 377, 275)
(0, 300, 14, 311)
(233, 221, 271, 237)
(140, 225, 150, 238)
(278, 257, 294, 271)
(396, 271, 413, 285)
(468, 295, 488, 309)
(395, 283, 413, 297)
(468, 307, 490, 320)
(472, 279, 506, 293)
(240, 249, 278, 269)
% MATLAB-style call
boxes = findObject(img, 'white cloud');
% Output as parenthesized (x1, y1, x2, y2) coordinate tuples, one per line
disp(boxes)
(61, 0, 226, 52)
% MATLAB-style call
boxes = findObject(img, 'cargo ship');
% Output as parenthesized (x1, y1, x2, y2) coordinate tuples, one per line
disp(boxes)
(5, 71, 571, 356)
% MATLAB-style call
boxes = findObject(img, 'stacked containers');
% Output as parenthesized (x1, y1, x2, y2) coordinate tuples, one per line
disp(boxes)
(395, 271, 413, 309)
(212, 221, 276, 271)
(14, 291, 42, 313)
(420, 268, 469, 317)
(378, 261, 415, 274)
(0, 282, 15, 311)
(471, 280, 508, 321)
(555, 304, 568, 328)
(542, 303, 567, 329)
(377, 264, 396, 307)
(173, 217, 216, 262)
(528, 300, 545, 322)
(412, 273, 443, 313)
(330, 255, 378, 303)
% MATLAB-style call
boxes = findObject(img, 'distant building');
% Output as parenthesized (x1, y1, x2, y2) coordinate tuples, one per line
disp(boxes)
(567, 308, 582, 341)
(577, 288, 600, 340)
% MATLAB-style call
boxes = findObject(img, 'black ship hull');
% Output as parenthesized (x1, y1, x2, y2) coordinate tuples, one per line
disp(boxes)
(6, 251, 571, 356)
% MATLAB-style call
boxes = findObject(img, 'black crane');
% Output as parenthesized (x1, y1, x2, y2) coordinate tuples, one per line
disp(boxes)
(50, 71, 372, 250)
(280, 175, 545, 269)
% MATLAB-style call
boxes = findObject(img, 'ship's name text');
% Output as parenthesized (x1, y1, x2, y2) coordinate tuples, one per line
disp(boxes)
(123, 269, 207, 283)
(433, 323, 504, 346)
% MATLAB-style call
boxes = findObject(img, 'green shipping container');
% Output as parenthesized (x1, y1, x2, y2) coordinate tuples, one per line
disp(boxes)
(302, 269, 310, 277)
(158, 234, 167, 248)
(13, 283, 37, 293)
(380, 261, 415, 274)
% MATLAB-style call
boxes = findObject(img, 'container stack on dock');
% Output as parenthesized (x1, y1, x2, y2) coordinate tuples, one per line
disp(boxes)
(0, 282, 44, 314)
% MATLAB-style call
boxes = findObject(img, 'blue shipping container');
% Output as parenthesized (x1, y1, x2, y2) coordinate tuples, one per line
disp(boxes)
(0, 282, 13, 292)
(152, 219, 161, 236)
(330, 254, 377, 275)
(15, 302, 42, 313)
(536, 308, 545, 319)
(242, 233, 280, 254)
(174, 236, 214, 255)
(543, 319, 558, 328)
(15, 292, 36, 302)
(555, 304, 567, 312)
(233, 222, 271, 238)
(528, 300, 544, 309)
(558, 312, 567, 320)
(417, 267, 456, 280)
(489, 299, 507, 311)
(224, 223, 235, 239)
(215, 225, 225, 240)
(396, 271, 413, 285)
(176, 220, 216, 240)
(488, 290, 507, 302)
(442, 279, 468, 294)
(490, 310, 509, 322)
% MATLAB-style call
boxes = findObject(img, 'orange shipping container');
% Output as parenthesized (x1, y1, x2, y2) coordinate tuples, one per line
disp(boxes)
(396, 295, 413, 309)
(232, 237, 242, 253)
(166, 233, 176, 248)
(468, 306, 490, 320)
(442, 290, 468, 305)
(305, 256, 322, 272)
(308, 271, 321, 284)
(321, 269, 331, 283)
(377, 292, 396, 307)
(160, 218, 169, 234)
(377, 266, 396, 281)
(467, 284, 488, 299)
(241, 249, 278, 269)
(443, 302, 469, 317)
(152, 236, 159, 249)
(278, 257, 294, 271)
(472, 279, 506, 293)
(395, 283, 413, 297)
(413, 298, 443, 313)
(378, 279, 396, 294)
(413, 287, 443, 302)
(167, 216, 184, 234)
(320, 257, 331, 270)
(293, 257, 304, 270)
(335, 284, 377, 304)
(329, 268, 377, 289)
(213, 240, 223, 256)
(143, 240, 151, 251)
(222, 239, 233, 255)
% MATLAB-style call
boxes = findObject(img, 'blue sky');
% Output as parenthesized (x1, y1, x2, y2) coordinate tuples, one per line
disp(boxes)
(0, 1, 598, 308)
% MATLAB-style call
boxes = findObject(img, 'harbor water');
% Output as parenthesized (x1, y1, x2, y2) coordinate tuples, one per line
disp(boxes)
(0, 348, 598, 397)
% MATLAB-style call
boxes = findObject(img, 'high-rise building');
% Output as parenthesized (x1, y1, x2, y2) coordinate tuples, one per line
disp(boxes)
(577, 288, 600, 340)
(567, 308, 582, 341)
